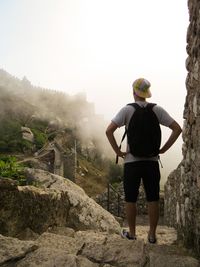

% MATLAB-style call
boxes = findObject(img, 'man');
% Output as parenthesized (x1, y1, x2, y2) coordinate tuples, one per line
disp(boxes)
(105, 78, 182, 243)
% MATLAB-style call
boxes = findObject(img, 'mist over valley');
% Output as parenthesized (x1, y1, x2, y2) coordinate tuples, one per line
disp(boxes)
(0, 69, 121, 196)
(0, 69, 182, 191)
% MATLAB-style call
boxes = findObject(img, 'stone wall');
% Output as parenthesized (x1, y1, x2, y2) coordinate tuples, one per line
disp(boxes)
(164, 0, 200, 256)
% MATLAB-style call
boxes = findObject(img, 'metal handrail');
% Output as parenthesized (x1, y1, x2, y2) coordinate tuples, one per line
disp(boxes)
(107, 182, 121, 217)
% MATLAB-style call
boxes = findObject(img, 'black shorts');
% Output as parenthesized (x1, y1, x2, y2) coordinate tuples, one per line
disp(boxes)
(123, 161, 160, 203)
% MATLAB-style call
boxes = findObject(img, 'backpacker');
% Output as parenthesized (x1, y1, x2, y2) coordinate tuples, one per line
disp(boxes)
(127, 103, 161, 157)
(116, 103, 161, 163)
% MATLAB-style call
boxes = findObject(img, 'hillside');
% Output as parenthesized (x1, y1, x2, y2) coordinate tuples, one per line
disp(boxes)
(0, 69, 120, 197)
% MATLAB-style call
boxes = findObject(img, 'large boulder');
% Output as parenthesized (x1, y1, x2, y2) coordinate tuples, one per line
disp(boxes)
(0, 231, 146, 267)
(0, 229, 199, 267)
(0, 234, 37, 265)
(0, 169, 120, 237)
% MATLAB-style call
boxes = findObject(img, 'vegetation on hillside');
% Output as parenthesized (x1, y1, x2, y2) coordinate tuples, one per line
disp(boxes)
(0, 155, 26, 185)
(0, 69, 123, 196)
(0, 116, 50, 153)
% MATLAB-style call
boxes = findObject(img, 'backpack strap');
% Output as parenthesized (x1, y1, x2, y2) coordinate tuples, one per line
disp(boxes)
(127, 103, 141, 110)
(116, 103, 139, 164)
(146, 103, 157, 110)
(116, 130, 127, 164)
(129, 102, 157, 109)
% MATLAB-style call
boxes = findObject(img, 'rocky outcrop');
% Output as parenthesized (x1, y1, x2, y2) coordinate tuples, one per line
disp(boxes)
(0, 227, 199, 267)
(0, 169, 199, 266)
(164, 0, 200, 257)
(21, 127, 34, 143)
(0, 169, 120, 236)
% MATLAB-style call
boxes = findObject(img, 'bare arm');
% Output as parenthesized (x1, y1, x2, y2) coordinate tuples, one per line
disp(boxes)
(159, 120, 182, 154)
(105, 122, 126, 158)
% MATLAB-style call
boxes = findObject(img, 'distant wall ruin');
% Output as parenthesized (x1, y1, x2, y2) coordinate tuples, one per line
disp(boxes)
(164, 0, 200, 256)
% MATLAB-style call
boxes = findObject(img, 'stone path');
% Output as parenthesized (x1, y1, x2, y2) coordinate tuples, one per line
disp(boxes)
(0, 225, 199, 267)
(133, 225, 177, 245)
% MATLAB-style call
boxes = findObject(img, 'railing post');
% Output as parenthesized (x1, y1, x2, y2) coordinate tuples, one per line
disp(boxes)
(117, 194, 120, 217)
(107, 182, 121, 217)
(107, 182, 110, 212)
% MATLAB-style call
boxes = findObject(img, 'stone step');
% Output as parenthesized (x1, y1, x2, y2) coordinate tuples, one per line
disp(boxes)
(0, 226, 199, 267)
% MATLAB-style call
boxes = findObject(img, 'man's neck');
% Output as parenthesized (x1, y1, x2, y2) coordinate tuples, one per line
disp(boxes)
(134, 95, 146, 102)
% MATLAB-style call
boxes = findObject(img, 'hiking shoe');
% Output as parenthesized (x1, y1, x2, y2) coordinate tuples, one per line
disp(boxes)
(148, 235, 157, 244)
(121, 229, 137, 240)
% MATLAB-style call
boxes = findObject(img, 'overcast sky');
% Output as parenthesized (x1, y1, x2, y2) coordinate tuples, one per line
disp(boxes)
(0, 0, 189, 180)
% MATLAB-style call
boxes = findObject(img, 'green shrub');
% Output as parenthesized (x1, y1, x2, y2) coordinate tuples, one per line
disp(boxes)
(31, 129, 47, 149)
(28, 119, 49, 131)
(20, 139, 33, 152)
(0, 155, 26, 185)
(0, 141, 9, 152)
(0, 118, 22, 152)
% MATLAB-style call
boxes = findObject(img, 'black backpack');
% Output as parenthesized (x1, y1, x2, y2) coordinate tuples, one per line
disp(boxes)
(116, 103, 161, 163)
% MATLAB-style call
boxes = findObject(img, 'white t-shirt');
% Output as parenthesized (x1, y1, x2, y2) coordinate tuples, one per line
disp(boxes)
(112, 101, 174, 163)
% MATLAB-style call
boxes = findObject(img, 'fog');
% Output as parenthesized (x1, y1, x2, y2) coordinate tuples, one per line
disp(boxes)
(0, 68, 184, 187)
(0, 69, 184, 185)
(0, 69, 115, 158)
(0, 0, 188, 186)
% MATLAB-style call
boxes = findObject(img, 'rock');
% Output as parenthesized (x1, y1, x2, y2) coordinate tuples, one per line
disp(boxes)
(35, 232, 84, 254)
(0, 182, 70, 236)
(0, 178, 18, 189)
(0, 234, 37, 265)
(16, 228, 40, 241)
(21, 127, 34, 143)
(25, 168, 121, 233)
(47, 226, 75, 237)
(16, 248, 99, 267)
(0, 169, 120, 237)
(148, 245, 199, 267)
(78, 231, 145, 267)
(22, 158, 50, 172)
(149, 252, 199, 267)
(0, 229, 198, 267)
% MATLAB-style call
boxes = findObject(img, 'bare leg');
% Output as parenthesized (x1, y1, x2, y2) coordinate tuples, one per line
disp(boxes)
(148, 201, 159, 237)
(125, 202, 137, 237)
